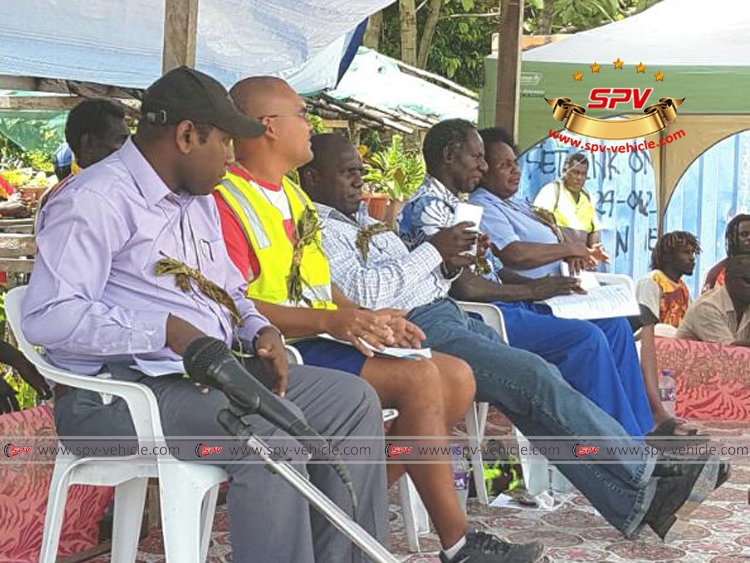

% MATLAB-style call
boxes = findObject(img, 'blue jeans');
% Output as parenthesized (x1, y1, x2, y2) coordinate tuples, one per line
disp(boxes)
(407, 298, 656, 537)
(497, 302, 654, 437)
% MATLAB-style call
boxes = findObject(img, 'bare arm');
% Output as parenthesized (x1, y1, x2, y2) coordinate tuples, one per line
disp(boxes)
(332, 285, 360, 309)
(587, 230, 601, 247)
(449, 270, 585, 303)
(253, 301, 332, 339)
(448, 270, 534, 302)
(497, 269, 534, 285)
(496, 240, 585, 270)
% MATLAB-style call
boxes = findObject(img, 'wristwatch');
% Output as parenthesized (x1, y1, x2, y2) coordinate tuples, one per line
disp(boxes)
(252, 324, 285, 353)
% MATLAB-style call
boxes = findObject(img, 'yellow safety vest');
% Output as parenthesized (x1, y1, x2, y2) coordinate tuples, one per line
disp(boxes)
(216, 172, 337, 310)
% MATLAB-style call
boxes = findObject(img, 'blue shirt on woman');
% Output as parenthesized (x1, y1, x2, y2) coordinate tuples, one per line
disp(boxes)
(468, 187, 562, 279)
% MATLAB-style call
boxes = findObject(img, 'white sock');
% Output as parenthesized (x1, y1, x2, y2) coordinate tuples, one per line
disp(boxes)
(442, 535, 467, 560)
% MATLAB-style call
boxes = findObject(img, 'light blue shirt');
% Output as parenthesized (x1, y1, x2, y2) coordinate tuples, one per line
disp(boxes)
(468, 187, 562, 279)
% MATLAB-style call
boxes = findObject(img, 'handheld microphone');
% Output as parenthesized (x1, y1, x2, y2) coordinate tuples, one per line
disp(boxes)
(182, 337, 358, 517)
(183, 336, 324, 447)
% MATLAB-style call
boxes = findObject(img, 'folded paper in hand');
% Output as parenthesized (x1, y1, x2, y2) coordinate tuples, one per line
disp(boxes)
(318, 334, 432, 361)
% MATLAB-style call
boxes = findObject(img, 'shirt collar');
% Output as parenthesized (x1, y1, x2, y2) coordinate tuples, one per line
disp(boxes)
(119, 138, 173, 208)
(424, 175, 463, 205)
(314, 202, 360, 227)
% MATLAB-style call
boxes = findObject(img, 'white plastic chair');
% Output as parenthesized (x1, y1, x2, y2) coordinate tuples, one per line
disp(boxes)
(398, 302, 501, 553)
(6, 286, 227, 563)
(456, 301, 558, 499)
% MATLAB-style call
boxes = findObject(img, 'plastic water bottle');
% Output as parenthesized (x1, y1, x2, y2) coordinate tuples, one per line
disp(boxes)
(659, 368, 677, 417)
(451, 444, 471, 513)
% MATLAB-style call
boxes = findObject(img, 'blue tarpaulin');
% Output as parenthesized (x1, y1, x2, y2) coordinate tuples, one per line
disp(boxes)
(0, 0, 392, 94)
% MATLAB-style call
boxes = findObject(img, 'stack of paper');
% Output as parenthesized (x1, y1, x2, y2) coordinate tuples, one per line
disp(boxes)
(539, 285, 640, 320)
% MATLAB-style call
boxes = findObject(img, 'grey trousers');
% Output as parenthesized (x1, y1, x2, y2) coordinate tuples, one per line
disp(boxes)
(53, 362, 388, 563)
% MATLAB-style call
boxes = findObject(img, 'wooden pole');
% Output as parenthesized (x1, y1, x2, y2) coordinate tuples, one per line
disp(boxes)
(162, 0, 200, 74)
(494, 0, 524, 143)
(399, 0, 418, 67)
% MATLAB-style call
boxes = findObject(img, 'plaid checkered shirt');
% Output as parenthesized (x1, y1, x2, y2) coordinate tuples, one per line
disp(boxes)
(316, 202, 454, 311)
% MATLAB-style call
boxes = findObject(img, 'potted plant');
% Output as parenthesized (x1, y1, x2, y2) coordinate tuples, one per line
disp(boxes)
(362, 135, 425, 224)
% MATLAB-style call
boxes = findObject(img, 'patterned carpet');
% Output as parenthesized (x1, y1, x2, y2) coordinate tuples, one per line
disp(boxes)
(87, 413, 750, 563)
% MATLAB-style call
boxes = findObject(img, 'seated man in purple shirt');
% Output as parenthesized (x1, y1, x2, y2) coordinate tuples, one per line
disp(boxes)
(22, 67, 387, 563)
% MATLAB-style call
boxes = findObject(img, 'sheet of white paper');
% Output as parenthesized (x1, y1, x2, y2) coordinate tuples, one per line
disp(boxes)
(539, 284, 640, 320)
(318, 334, 432, 361)
(559, 263, 601, 291)
(452, 202, 484, 255)
(490, 492, 558, 511)
(131, 357, 185, 377)
(576, 271, 601, 291)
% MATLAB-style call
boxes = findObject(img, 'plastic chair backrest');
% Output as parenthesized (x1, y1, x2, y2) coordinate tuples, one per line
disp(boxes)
(5, 286, 163, 441)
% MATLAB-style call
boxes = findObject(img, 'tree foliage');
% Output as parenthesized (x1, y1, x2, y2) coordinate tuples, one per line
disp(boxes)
(373, 0, 664, 91)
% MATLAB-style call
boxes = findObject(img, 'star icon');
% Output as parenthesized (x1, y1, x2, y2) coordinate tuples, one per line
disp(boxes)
(636, 62, 646, 73)
(613, 58, 624, 69)
(654, 70, 665, 81)
(573, 71, 584, 81)
(590, 62, 601, 73)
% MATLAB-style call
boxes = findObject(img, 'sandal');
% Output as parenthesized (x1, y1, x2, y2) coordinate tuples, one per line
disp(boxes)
(646, 418, 710, 450)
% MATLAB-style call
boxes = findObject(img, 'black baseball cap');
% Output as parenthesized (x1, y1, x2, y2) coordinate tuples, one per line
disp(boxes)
(141, 66, 265, 138)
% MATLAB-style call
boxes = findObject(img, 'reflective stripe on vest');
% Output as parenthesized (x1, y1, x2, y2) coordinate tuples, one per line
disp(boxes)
(216, 173, 336, 310)
(218, 179, 271, 250)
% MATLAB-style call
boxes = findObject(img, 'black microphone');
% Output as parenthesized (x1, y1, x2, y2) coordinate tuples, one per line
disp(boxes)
(183, 336, 323, 447)
(182, 337, 359, 517)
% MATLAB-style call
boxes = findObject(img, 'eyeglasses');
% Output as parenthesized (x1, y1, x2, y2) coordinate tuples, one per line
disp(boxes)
(260, 111, 310, 122)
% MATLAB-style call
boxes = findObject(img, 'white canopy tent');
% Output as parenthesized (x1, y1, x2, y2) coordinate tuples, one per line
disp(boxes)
(523, 0, 750, 67)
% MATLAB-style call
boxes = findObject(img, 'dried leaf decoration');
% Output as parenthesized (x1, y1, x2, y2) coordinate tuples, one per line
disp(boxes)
(155, 253, 244, 327)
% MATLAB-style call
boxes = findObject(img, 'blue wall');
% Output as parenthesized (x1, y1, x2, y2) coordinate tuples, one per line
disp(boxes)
(517, 131, 750, 296)
(517, 134, 659, 289)
(663, 131, 750, 296)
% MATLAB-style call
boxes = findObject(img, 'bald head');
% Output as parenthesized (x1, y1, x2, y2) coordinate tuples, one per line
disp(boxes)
(300, 133, 364, 216)
(228, 76, 312, 172)
(229, 76, 293, 118)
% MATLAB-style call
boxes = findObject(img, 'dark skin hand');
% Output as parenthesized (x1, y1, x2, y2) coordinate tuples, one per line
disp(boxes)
(253, 327, 289, 397)
(0, 340, 51, 413)
(371, 309, 426, 349)
(527, 276, 586, 300)
(428, 221, 477, 270)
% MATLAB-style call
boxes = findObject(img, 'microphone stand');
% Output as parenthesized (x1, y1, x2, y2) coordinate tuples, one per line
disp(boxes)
(222, 408, 399, 563)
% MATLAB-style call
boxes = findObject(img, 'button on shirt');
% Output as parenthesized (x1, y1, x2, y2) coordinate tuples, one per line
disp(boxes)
(316, 203, 450, 310)
(676, 285, 750, 344)
(468, 187, 562, 279)
(23, 138, 269, 375)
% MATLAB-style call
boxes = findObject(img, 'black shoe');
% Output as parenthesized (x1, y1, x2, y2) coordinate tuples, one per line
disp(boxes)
(654, 455, 731, 489)
(439, 531, 544, 563)
(644, 455, 726, 541)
